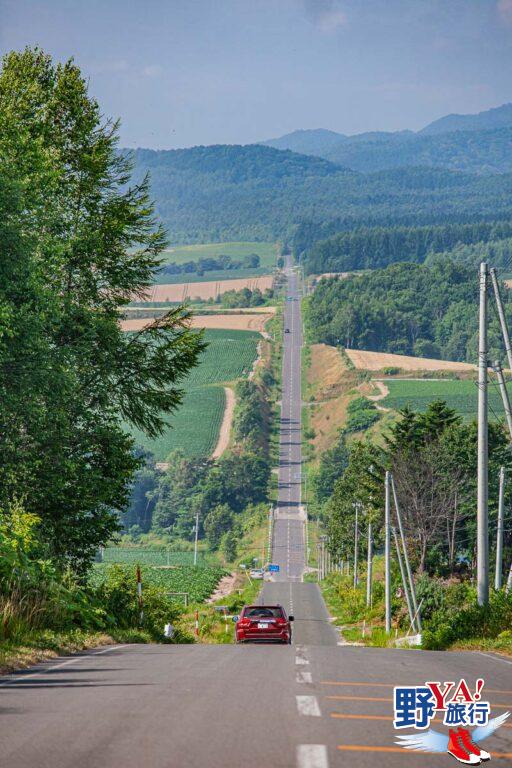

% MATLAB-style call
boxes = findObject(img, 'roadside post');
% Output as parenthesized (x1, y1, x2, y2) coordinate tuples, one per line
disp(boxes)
(194, 609, 199, 638)
(136, 565, 143, 625)
(384, 471, 391, 634)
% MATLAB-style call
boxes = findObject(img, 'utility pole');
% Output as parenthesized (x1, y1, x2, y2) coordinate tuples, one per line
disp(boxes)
(317, 542, 321, 582)
(477, 262, 489, 606)
(490, 267, 512, 371)
(506, 560, 512, 595)
(392, 527, 416, 633)
(391, 475, 421, 632)
(354, 503, 359, 588)
(385, 471, 391, 633)
(366, 521, 373, 608)
(193, 510, 199, 566)
(495, 466, 506, 590)
(493, 362, 512, 441)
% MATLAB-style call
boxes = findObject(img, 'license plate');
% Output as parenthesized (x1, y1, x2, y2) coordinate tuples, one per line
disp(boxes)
(258, 623, 269, 629)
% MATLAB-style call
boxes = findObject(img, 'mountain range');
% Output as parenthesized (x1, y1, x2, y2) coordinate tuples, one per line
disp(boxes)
(259, 103, 512, 174)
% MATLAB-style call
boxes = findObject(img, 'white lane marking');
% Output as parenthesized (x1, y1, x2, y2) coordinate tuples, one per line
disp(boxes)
(296, 670, 313, 684)
(295, 645, 307, 652)
(295, 655, 309, 665)
(296, 695, 321, 717)
(297, 745, 329, 768)
(478, 651, 512, 666)
(0, 645, 129, 686)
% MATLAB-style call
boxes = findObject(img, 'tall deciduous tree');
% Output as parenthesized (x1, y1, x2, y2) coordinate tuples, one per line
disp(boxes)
(0, 49, 204, 570)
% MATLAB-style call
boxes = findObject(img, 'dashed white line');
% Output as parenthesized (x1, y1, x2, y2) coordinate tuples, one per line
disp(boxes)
(297, 745, 329, 768)
(295, 655, 309, 665)
(296, 695, 321, 717)
(296, 670, 312, 684)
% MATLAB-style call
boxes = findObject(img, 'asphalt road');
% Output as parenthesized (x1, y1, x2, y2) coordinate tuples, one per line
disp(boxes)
(272, 255, 305, 583)
(1, 258, 512, 768)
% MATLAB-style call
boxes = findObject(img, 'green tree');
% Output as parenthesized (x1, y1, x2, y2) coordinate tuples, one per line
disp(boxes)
(204, 504, 233, 549)
(0, 49, 204, 571)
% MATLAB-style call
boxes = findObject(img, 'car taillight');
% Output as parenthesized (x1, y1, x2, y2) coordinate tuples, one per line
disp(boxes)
(276, 618, 286, 626)
(240, 618, 251, 627)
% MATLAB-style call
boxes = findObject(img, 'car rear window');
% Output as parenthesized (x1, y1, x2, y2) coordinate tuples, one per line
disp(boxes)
(243, 606, 284, 618)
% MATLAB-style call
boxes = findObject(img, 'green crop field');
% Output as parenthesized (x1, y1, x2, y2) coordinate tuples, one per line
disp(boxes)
(128, 329, 260, 461)
(91, 564, 226, 603)
(102, 548, 213, 566)
(154, 241, 277, 284)
(382, 379, 512, 421)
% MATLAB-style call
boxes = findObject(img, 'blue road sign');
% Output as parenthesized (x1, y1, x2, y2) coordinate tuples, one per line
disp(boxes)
(268, 564, 280, 573)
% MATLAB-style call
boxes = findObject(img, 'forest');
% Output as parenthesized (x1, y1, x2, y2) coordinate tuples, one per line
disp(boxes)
(304, 219, 512, 273)
(306, 260, 512, 362)
(127, 145, 512, 245)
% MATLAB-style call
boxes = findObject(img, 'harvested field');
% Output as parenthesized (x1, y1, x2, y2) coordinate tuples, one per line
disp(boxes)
(345, 349, 476, 372)
(120, 313, 273, 333)
(137, 275, 274, 303)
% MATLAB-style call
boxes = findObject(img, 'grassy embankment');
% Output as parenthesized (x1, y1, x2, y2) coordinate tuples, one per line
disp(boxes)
(312, 562, 512, 655)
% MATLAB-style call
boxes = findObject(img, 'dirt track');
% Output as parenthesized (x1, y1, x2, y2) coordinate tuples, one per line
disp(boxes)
(211, 387, 235, 459)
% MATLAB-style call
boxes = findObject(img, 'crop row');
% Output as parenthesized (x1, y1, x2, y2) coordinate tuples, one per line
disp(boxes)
(383, 379, 512, 420)
(102, 548, 213, 566)
(92, 564, 227, 603)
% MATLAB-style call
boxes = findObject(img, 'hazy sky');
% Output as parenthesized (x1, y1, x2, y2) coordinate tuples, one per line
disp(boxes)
(1, 0, 511, 149)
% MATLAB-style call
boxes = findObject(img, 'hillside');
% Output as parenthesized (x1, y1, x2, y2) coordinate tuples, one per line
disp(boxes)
(259, 128, 346, 155)
(322, 126, 512, 174)
(420, 102, 512, 135)
(127, 144, 512, 244)
(260, 103, 512, 174)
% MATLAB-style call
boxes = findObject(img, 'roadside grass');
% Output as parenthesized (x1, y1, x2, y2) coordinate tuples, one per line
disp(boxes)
(449, 633, 512, 657)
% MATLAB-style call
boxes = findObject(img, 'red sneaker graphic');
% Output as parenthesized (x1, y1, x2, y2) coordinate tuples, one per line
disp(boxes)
(458, 728, 491, 762)
(447, 729, 481, 765)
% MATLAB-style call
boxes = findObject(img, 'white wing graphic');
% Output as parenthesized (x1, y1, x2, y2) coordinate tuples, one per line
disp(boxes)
(395, 729, 449, 753)
(472, 711, 510, 743)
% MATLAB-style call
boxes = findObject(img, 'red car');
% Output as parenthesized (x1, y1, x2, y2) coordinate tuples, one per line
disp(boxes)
(235, 604, 294, 644)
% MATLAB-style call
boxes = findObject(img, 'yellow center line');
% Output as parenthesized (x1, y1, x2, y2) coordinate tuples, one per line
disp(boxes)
(337, 746, 512, 759)
(325, 694, 512, 709)
(321, 681, 512, 696)
(331, 713, 393, 721)
(329, 712, 512, 728)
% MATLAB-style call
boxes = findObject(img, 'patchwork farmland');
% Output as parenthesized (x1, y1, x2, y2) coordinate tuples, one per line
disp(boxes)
(381, 378, 512, 421)
(128, 328, 260, 461)
(155, 241, 277, 284)
(139, 275, 274, 304)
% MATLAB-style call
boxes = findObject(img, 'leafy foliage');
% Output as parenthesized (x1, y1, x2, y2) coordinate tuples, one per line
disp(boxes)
(0, 49, 204, 570)
(307, 260, 512, 362)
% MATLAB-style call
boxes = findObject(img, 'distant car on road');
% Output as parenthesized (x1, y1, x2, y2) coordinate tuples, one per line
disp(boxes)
(234, 605, 294, 644)
(284, 328, 290, 333)
(249, 568, 264, 580)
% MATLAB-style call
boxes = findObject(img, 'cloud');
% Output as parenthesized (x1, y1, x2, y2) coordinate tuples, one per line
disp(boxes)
(497, 0, 512, 24)
(142, 64, 163, 78)
(303, 0, 347, 32)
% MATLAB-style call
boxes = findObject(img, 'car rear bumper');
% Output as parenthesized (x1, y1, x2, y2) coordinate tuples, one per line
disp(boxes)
(236, 631, 290, 643)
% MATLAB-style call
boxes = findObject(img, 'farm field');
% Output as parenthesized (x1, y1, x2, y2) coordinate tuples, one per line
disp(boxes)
(128, 329, 260, 461)
(101, 548, 213, 566)
(154, 241, 277, 284)
(92, 564, 227, 603)
(381, 378, 512, 420)
(138, 275, 274, 304)
(120, 312, 273, 333)
(346, 348, 476, 372)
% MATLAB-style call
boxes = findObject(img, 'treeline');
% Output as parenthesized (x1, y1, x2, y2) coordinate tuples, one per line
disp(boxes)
(306, 260, 512, 362)
(123, 372, 274, 560)
(161, 253, 260, 277)
(128, 145, 512, 245)
(305, 219, 512, 274)
(219, 287, 274, 308)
